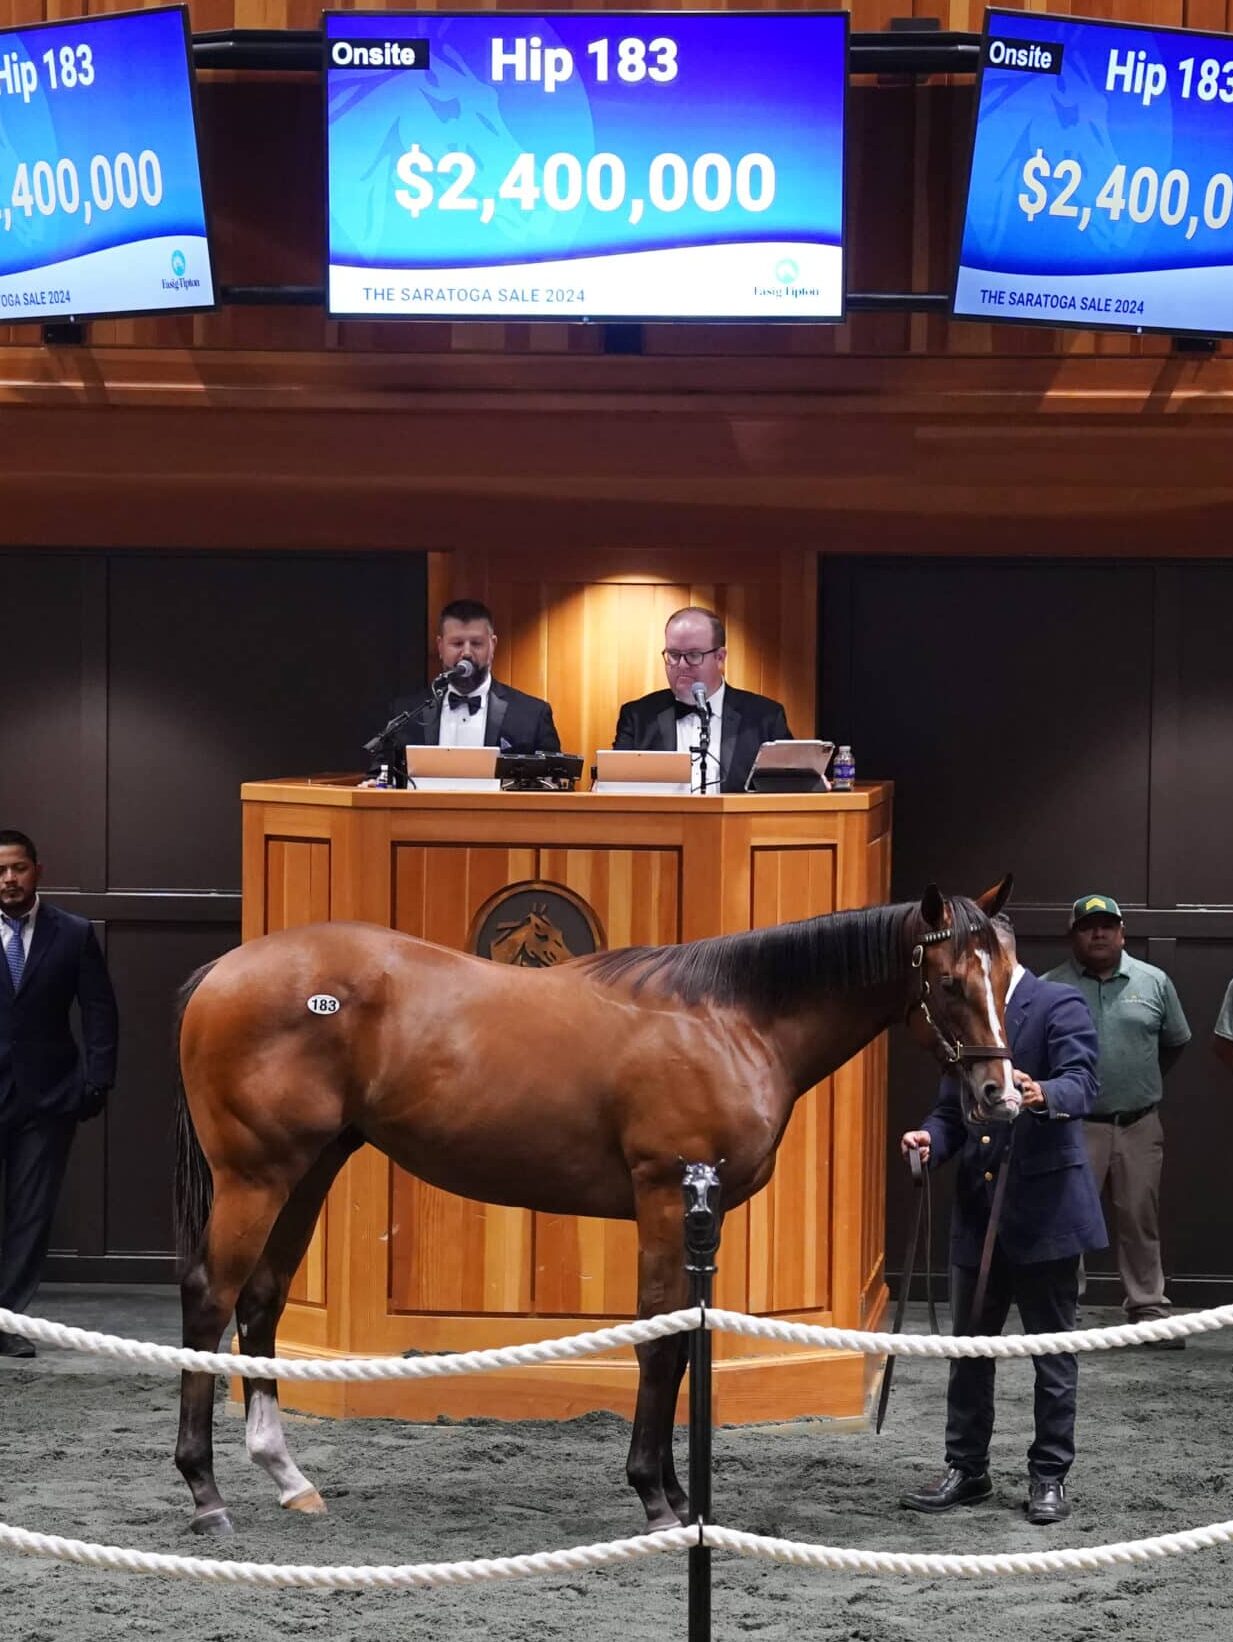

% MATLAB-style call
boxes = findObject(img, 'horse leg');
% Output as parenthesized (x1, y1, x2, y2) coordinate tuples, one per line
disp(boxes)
(627, 1177, 690, 1531)
(659, 1333, 691, 1521)
(238, 1132, 359, 1515)
(175, 1175, 289, 1534)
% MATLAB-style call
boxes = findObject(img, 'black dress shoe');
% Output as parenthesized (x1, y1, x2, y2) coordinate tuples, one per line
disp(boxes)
(1026, 1477, 1070, 1525)
(0, 1331, 35, 1358)
(900, 1467, 992, 1513)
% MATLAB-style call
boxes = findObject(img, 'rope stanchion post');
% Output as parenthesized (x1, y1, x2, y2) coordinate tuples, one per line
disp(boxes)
(682, 1161, 722, 1642)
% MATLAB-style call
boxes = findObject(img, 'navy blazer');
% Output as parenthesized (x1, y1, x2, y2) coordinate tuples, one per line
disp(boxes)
(390, 680, 561, 756)
(0, 900, 119, 1122)
(922, 969, 1107, 1266)
(612, 685, 792, 794)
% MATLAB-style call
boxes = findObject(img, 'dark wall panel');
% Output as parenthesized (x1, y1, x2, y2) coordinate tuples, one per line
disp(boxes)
(1176, 565, 1233, 907)
(1151, 938, 1233, 1285)
(107, 553, 424, 891)
(824, 556, 1233, 1303)
(0, 552, 91, 885)
(51, 920, 241, 1268)
(820, 559, 1155, 906)
(2, 547, 428, 1279)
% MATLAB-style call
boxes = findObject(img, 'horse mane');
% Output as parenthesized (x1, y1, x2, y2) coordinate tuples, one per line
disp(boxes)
(579, 895, 996, 1013)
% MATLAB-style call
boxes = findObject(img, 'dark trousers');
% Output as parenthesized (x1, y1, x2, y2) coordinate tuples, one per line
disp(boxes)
(945, 1247, 1080, 1481)
(0, 1111, 77, 1316)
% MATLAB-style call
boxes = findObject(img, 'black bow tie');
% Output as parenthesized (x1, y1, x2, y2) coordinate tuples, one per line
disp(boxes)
(447, 691, 482, 714)
(674, 698, 711, 719)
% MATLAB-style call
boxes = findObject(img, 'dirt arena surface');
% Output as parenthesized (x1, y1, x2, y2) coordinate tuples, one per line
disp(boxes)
(2, 1286, 1231, 1641)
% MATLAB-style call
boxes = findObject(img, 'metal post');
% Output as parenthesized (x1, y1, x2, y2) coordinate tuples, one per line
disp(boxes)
(682, 1161, 721, 1642)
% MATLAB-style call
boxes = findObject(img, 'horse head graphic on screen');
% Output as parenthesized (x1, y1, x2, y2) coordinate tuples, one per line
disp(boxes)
(172, 874, 1014, 1535)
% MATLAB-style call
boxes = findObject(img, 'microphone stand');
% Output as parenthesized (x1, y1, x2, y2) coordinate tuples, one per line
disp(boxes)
(363, 681, 449, 789)
(696, 709, 712, 794)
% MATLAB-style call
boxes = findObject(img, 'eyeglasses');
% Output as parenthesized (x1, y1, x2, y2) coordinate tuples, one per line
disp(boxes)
(662, 647, 721, 666)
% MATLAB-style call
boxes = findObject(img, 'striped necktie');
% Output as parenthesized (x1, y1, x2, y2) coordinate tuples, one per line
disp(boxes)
(3, 913, 27, 989)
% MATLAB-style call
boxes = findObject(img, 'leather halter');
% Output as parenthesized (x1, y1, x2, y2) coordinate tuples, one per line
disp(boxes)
(908, 926, 1014, 1068)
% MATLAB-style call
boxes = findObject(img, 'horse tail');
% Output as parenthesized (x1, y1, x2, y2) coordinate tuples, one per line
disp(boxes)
(173, 959, 220, 1273)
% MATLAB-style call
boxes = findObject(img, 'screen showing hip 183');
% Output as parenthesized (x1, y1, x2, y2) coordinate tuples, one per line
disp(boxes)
(953, 10, 1233, 338)
(0, 6, 214, 325)
(324, 11, 847, 322)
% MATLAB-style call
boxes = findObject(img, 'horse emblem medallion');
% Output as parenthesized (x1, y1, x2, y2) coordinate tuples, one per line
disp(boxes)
(469, 880, 605, 967)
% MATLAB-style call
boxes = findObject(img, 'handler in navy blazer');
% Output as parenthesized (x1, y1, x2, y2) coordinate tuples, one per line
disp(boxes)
(900, 914, 1104, 1523)
(1, 828, 118, 1356)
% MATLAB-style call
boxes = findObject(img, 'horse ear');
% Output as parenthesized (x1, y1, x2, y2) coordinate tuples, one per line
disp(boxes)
(975, 873, 1014, 918)
(920, 883, 945, 929)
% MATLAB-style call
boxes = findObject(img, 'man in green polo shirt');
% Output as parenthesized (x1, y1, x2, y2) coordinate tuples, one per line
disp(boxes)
(1045, 894, 1191, 1343)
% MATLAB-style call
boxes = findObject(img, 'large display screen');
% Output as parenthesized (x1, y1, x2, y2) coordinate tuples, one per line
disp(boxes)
(324, 10, 847, 321)
(0, 6, 214, 324)
(953, 9, 1233, 338)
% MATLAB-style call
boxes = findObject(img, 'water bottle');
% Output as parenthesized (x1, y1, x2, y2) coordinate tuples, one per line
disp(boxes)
(832, 745, 856, 792)
(374, 764, 391, 789)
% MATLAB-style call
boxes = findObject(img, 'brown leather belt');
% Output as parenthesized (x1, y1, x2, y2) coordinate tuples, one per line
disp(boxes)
(1085, 1107, 1156, 1127)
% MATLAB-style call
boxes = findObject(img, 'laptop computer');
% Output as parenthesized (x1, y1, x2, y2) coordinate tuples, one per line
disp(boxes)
(404, 745, 500, 791)
(592, 749, 692, 796)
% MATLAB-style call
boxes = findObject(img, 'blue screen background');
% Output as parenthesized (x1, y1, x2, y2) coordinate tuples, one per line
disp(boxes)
(325, 12, 846, 271)
(961, 10, 1233, 277)
(0, 7, 210, 278)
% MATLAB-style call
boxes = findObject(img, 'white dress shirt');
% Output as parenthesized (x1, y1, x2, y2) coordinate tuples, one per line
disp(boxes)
(437, 674, 493, 748)
(675, 681, 725, 794)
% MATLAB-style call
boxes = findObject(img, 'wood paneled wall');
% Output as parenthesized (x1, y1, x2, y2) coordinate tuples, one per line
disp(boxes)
(431, 545, 818, 778)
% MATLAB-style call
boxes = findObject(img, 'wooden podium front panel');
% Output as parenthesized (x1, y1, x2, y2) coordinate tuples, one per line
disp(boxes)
(745, 845, 837, 1318)
(240, 782, 892, 1421)
(388, 838, 681, 1319)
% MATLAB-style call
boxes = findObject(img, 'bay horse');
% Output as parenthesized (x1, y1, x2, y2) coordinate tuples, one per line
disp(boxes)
(173, 876, 1016, 1535)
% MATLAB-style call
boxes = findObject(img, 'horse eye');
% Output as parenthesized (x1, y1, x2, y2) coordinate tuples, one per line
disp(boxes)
(940, 975, 962, 996)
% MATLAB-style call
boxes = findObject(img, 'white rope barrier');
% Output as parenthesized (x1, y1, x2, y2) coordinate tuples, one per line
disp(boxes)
(705, 1303, 1228, 1357)
(0, 1519, 695, 1586)
(702, 1520, 1233, 1578)
(4, 1299, 1233, 1587)
(0, 1306, 701, 1380)
(1, 1300, 1221, 1376)
(8, 1514, 1233, 1585)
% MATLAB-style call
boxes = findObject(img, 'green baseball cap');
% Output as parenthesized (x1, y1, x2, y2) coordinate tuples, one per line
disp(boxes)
(1070, 893, 1123, 927)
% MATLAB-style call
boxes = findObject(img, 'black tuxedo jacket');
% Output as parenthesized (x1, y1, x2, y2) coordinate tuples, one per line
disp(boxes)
(612, 685, 792, 794)
(390, 679, 561, 756)
(0, 900, 119, 1122)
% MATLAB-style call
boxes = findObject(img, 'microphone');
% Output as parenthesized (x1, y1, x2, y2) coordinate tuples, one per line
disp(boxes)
(431, 656, 477, 694)
(690, 682, 711, 716)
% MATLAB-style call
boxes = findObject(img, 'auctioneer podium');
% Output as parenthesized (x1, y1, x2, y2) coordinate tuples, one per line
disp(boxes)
(240, 778, 893, 1423)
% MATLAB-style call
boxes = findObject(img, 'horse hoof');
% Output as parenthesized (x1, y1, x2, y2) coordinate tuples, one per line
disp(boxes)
(641, 1511, 684, 1535)
(190, 1507, 234, 1536)
(284, 1487, 327, 1515)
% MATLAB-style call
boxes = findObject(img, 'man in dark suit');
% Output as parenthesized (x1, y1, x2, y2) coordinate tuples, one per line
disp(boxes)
(612, 607, 791, 793)
(373, 599, 560, 780)
(0, 828, 118, 1357)
(899, 913, 1104, 1525)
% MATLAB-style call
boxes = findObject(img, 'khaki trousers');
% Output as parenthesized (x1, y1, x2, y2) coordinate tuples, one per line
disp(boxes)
(1083, 1109, 1168, 1318)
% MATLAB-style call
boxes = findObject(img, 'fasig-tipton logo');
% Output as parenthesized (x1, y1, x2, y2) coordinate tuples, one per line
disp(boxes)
(162, 249, 201, 293)
(752, 257, 820, 301)
(983, 36, 1063, 75)
(329, 36, 429, 70)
